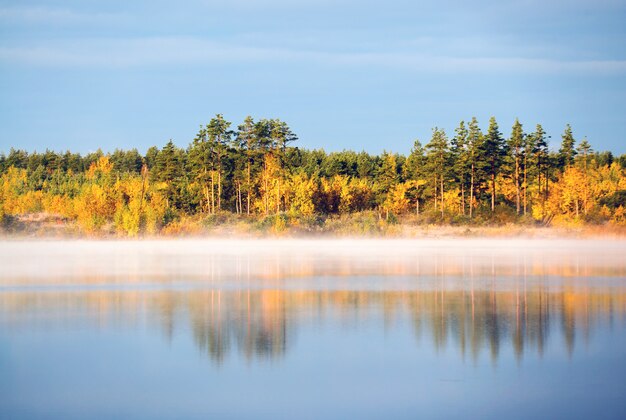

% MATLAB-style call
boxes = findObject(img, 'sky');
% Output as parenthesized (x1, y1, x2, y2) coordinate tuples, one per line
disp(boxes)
(1, 0, 625, 155)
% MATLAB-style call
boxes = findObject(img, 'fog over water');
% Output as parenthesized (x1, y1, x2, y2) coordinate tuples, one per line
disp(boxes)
(1, 239, 626, 419)
(1, 239, 625, 288)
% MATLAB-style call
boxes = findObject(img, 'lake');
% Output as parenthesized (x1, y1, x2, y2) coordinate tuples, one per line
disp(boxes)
(1, 239, 625, 419)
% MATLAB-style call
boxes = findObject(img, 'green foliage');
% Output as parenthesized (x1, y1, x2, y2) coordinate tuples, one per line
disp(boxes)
(1, 115, 624, 235)
(599, 190, 626, 209)
(558, 124, 577, 169)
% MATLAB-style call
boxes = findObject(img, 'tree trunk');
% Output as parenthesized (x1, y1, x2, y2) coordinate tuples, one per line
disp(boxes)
(210, 171, 215, 215)
(203, 167, 209, 213)
(238, 182, 243, 216)
(538, 160, 543, 216)
(217, 157, 222, 211)
(491, 172, 496, 212)
(139, 165, 147, 213)
(545, 169, 549, 204)
(583, 151, 588, 215)
(433, 175, 438, 210)
(515, 155, 520, 215)
(470, 163, 474, 219)
(276, 179, 280, 214)
(204, 186, 210, 213)
(235, 181, 239, 214)
(247, 159, 251, 215)
(461, 182, 465, 216)
(263, 156, 269, 216)
(440, 175, 444, 218)
(523, 155, 527, 216)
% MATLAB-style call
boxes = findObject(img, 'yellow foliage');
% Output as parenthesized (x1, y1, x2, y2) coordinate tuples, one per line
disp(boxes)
(540, 164, 626, 224)
(112, 175, 167, 236)
(255, 154, 283, 215)
(74, 183, 116, 232)
(383, 183, 411, 214)
(144, 192, 167, 234)
(42, 194, 72, 216)
(86, 156, 113, 180)
(286, 173, 316, 216)
(347, 178, 374, 212)
(0, 167, 28, 214)
(497, 174, 517, 204)
(614, 206, 625, 224)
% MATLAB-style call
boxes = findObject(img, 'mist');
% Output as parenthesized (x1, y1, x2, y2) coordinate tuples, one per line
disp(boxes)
(2, 238, 625, 290)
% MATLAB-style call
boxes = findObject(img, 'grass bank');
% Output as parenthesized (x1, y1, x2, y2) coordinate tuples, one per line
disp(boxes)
(2, 210, 625, 239)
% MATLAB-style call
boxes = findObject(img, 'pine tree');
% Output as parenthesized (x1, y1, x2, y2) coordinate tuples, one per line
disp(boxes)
(403, 139, 426, 215)
(403, 139, 426, 181)
(467, 117, 483, 218)
(451, 121, 469, 216)
(577, 137, 592, 173)
(377, 152, 399, 194)
(531, 124, 549, 217)
(189, 126, 213, 213)
(481, 117, 507, 212)
(522, 126, 538, 215)
(144, 146, 159, 171)
(425, 127, 449, 217)
(156, 140, 183, 208)
(558, 124, 577, 170)
(236, 116, 258, 215)
(507, 119, 525, 215)
(269, 119, 297, 213)
(206, 114, 233, 212)
(576, 137, 593, 215)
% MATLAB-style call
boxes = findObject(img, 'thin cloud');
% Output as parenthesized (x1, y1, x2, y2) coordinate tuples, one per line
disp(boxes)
(0, 6, 129, 25)
(1, 36, 625, 74)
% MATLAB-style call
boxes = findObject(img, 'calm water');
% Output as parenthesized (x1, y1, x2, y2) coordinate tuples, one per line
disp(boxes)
(1, 239, 626, 419)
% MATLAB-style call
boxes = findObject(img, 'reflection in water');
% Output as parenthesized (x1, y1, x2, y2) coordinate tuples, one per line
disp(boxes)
(2, 286, 625, 364)
(2, 240, 626, 419)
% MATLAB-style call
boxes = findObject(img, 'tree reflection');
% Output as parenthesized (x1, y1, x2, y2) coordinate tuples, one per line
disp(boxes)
(1, 284, 624, 364)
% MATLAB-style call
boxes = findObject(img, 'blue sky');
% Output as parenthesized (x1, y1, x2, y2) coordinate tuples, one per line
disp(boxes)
(1, 0, 625, 155)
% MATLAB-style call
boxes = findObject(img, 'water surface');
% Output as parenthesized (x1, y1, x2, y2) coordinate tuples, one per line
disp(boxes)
(1, 239, 625, 419)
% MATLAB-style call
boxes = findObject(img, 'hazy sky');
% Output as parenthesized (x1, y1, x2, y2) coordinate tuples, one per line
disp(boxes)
(1, 0, 625, 155)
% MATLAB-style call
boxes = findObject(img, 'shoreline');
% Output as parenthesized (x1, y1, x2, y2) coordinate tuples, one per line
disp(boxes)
(1, 223, 626, 240)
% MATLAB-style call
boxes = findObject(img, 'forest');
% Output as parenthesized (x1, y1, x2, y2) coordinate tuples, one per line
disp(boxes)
(1, 115, 625, 236)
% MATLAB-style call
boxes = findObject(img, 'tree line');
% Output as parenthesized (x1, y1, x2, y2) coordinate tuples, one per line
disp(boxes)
(1, 114, 625, 235)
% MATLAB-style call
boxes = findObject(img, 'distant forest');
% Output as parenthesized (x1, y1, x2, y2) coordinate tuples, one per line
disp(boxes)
(1, 115, 625, 235)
